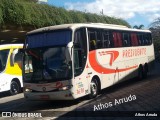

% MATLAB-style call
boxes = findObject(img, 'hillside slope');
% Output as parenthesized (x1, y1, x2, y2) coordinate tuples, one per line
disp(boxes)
(0, 0, 131, 29)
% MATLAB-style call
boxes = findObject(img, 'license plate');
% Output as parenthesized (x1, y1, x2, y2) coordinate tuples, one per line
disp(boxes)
(39, 95, 49, 100)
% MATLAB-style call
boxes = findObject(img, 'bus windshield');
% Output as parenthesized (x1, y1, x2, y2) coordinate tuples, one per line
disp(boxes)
(0, 49, 9, 72)
(24, 29, 72, 83)
(26, 29, 72, 49)
(24, 47, 72, 83)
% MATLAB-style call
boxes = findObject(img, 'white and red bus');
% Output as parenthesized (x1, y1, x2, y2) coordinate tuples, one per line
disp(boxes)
(23, 23, 155, 100)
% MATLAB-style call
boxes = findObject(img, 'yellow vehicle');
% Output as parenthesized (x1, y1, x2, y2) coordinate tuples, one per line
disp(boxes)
(0, 44, 23, 95)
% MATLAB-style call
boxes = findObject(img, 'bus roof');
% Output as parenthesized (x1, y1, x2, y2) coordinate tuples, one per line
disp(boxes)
(27, 23, 151, 35)
(0, 44, 23, 49)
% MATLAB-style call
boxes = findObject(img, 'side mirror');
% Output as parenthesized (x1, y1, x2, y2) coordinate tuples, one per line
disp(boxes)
(10, 49, 19, 66)
(65, 42, 73, 62)
(19, 49, 24, 53)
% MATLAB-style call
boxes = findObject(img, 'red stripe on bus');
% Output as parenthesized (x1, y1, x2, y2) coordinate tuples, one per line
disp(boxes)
(89, 50, 138, 74)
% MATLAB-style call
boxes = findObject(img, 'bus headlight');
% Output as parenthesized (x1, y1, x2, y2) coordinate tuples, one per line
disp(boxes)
(24, 88, 32, 92)
(58, 85, 72, 91)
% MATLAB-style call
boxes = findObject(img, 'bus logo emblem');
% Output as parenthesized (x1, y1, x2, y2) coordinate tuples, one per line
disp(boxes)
(56, 82, 63, 88)
(42, 87, 46, 92)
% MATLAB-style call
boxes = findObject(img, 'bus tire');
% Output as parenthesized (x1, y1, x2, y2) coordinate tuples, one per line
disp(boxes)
(143, 64, 148, 78)
(10, 80, 21, 95)
(138, 65, 143, 80)
(89, 79, 98, 98)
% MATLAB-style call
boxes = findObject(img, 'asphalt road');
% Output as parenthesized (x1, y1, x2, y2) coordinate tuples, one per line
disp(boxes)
(0, 62, 160, 120)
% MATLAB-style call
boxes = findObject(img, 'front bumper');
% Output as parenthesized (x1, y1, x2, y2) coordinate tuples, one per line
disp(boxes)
(24, 90, 74, 100)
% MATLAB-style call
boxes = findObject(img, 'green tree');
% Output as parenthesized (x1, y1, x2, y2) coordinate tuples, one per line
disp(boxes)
(150, 17, 160, 28)
(150, 18, 160, 62)
(133, 24, 144, 29)
(0, 0, 131, 29)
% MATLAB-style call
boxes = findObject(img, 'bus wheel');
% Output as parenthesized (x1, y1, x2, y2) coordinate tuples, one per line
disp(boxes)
(10, 81, 20, 95)
(89, 79, 98, 98)
(138, 66, 143, 80)
(143, 64, 148, 78)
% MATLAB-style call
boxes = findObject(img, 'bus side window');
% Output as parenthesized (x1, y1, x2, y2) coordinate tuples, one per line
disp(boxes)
(14, 49, 23, 68)
(96, 30, 103, 49)
(103, 30, 111, 48)
(0, 49, 9, 71)
(138, 34, 143, 46)
(88, 28, 103, 50)
(74, 28, 87, 76)
(88, 31, 96, 51)
(131, 33, 138, 46)
(123, 33, 131, 47)
(143, 33, 152, 45)
(88, 30, 97, 51)
(117, 32, 123, 47)
(113, 32, 118, 47)
(113, 32, 122, 47)
(143, 34, 147, 45)
(147, 33, 152, 45)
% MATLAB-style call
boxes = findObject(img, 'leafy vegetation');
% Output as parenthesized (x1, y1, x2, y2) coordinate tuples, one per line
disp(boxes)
(150, 18, 160, 28)
(150, 28, 160, 62)
(133, 24, 144, 29)
(0, 0, 131, 29)
(150, 18, 160, 62)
